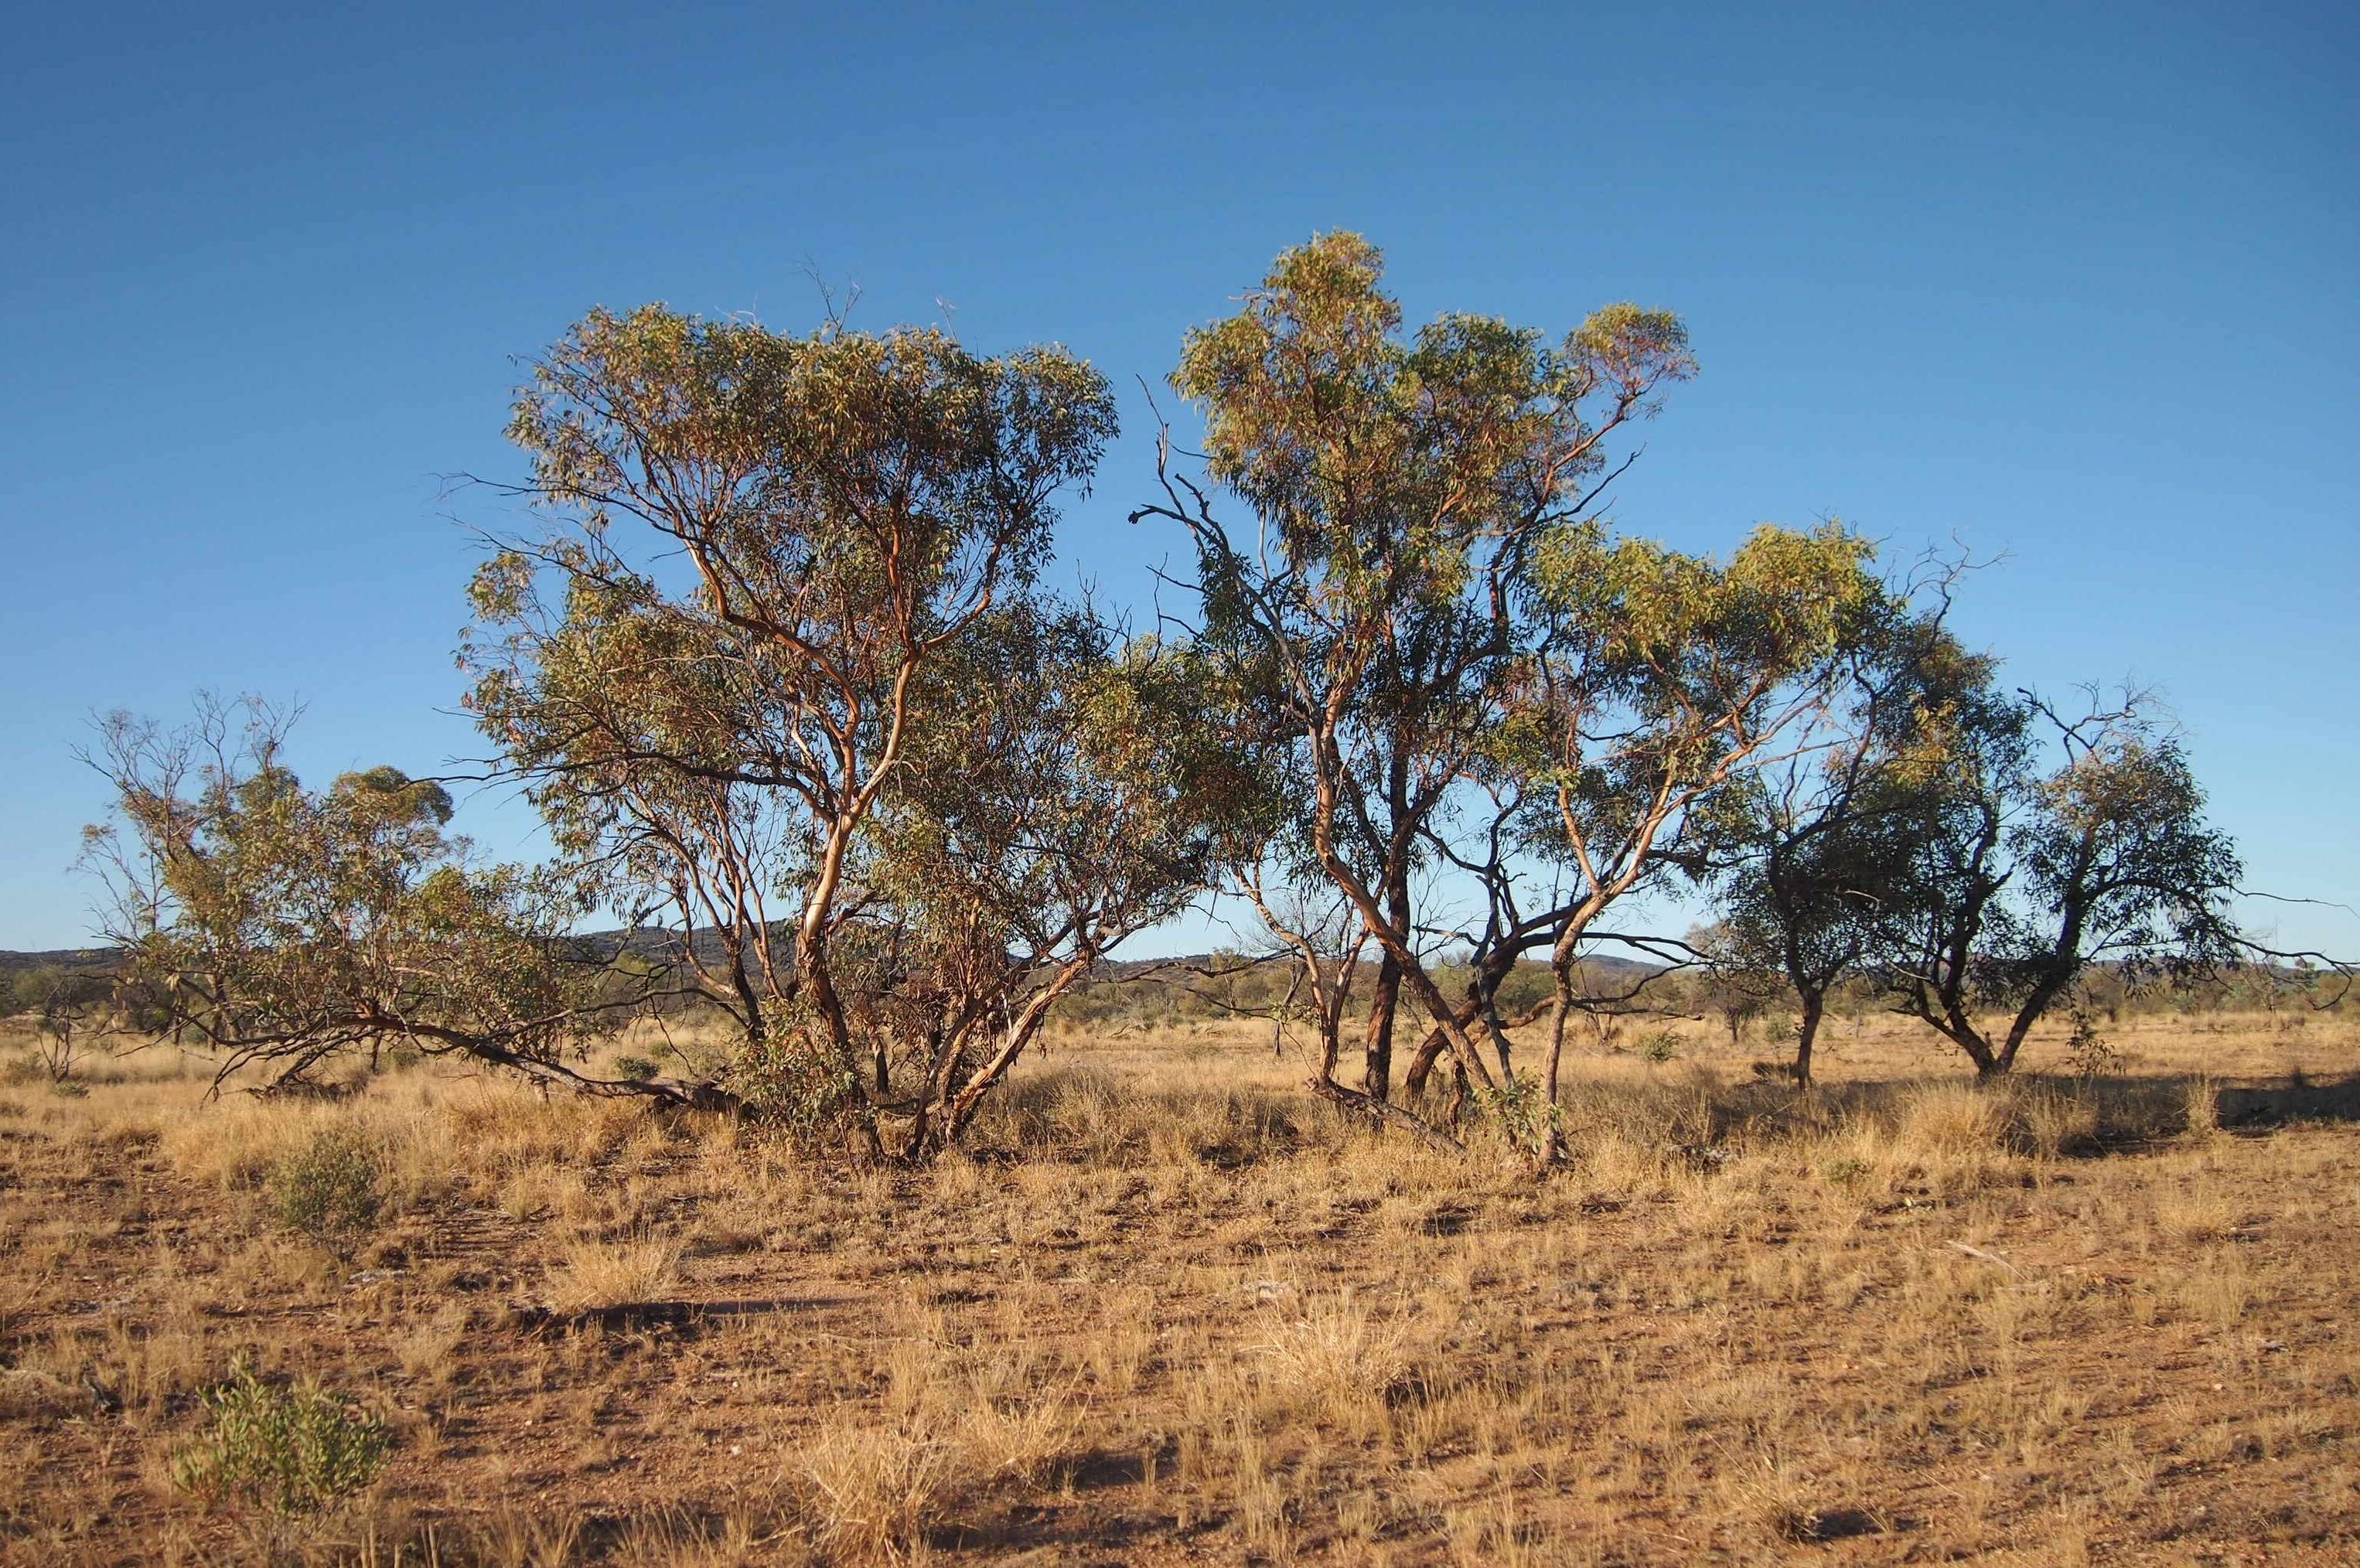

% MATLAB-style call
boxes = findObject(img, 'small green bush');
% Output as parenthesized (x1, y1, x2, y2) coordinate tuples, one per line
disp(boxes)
(1638, 1029, 1681, 1065)
(1474, 1073, 1559, 1157)
(266, 1126, 384, 1245)
(169, 1355, 389, 1513)
(613, 1054, 659, 1081)
(725, 1007, 863, 1153)
(2065, 1011, 2123, 1079)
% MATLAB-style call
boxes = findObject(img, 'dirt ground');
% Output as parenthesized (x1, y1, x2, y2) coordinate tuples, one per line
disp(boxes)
(3, 1008, 2357, 1566)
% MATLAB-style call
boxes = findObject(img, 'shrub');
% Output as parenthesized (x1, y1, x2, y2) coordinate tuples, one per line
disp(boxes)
(2181, 1073, 2221, 1140)
(613, 1054, 659, 1081)
(1250, 1288, 1410, 1408)
(266, 1124, 385, 1245)
(1473, 1073, 1559, 1157)
(2065, 1011, 2124, 1079)
(1639, 1029, 1681, 1065)
(725, 1028, 862, 1154)
(169, 1355, 390, 1513)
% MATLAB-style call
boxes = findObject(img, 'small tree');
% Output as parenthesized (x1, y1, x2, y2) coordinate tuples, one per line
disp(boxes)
(11, 964, 113, 1083)
(472, 307, 1116, 1095)
(1867, 687, 2245, 1075)
(1685, 923, 1780, 1048)
(1703, 608, 1986, 1086)
(470, 305, 1229, 1154)
(80, 696, 650, 1099)
(1232, 871, 1371, 1082)
(1508, 520, 1890, 1155)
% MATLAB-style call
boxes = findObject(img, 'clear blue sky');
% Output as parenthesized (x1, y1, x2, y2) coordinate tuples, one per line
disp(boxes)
(3, 1, 2354, 958)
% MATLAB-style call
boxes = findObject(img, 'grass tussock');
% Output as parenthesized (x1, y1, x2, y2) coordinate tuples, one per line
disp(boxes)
(541, 1236, 684, 1312)
(791, 1419, 962, 1564)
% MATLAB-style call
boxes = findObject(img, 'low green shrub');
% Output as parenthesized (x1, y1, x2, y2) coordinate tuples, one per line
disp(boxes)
(1474, 1072, 1560, 1157)
(169, 1355, 389, 1513)
(266, 1125, 384, 1244)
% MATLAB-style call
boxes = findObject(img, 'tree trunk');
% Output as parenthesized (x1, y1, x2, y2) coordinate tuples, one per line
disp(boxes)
(1947, 1014, 2003, 1076)
(1793, 988, 1824, 1089)
(1539, 965, 1574, 1164)
(1363, 951, 1400, 1103)
(1403, 1020, 1451, 1097)
(1363, 868, 1412, 1100)
(1403, 994, 1553, 1098)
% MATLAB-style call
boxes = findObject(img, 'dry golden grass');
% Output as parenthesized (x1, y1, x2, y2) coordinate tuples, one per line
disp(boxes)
(541, 1238, 686, 1314)
(2, 1007, 2358, 1563)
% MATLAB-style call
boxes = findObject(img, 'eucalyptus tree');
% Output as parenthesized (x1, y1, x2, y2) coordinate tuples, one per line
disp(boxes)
(1502, 521, 1891, 1154)
(80, 697, 650, 1099)
(1136, 231, 1697, 1109)
(1867, 686, 2246, 1075)
(1702, 612, 1991, 1086)
(469, 305, 1224, 1152)
(850, 607, 1252, 1156)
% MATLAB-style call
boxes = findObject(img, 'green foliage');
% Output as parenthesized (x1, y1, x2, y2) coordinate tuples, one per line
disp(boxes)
(2065, 1011, 2124, 1080)
(265, 1126, 385, 1246)
(612, 1054, 659, 1081)
(723, 1028, 864, 1155)
(1528, 520, 1878, 685)
(170, 1355, 389, 1514)
(80, 696, 623, 1095)
(1864, 687, 2247, 1072)
(1175, 232, 1695, 608)
(1508, 520, 1891, 839)
(1638, 1028, 1682, 1065)
(1473, 1072, 1560, 1158)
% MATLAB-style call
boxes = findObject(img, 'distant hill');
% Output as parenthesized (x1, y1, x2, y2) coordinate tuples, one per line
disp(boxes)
(0, 947, 118, 981)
